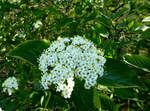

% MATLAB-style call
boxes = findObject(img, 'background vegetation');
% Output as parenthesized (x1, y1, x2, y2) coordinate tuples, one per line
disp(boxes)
(0, 0, 150, 111)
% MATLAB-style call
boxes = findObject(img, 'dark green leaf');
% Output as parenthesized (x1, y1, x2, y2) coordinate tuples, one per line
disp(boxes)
(71, 81, 99, 111)
(83, 12, 97, 23)
(96, 15, 112, 28)
(49, 95, 69, 110)
(112, 7, 129, 19)
(5, 102, 17, 111)
(56, 17, 73, 29)
(114, 88, 138, 99)
(8, 40, 50, 66)
(98, 59, 140, 88)
(139, 28, 150, 39)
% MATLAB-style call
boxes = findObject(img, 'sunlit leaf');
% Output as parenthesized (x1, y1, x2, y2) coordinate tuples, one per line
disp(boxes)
(124, 55, 150, 72)
(142, 16, 150, 22)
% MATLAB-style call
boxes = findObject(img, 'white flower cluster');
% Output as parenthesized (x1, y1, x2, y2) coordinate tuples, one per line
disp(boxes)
(38, 36, 106, 98)
(2, 77, 18, 95)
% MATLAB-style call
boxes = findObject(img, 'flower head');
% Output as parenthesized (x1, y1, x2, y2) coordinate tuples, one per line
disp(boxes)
(38, 36, 106, 98)
(2, 77, 18, 95)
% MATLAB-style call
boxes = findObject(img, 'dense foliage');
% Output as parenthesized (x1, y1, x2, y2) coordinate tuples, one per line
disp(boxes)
(0, 0, 150, 111)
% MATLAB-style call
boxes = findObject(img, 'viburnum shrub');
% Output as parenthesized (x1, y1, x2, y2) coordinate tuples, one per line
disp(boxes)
(38, 36, 106, 98)
(2, 34, 142, 110)
(1, 0, 149, 110)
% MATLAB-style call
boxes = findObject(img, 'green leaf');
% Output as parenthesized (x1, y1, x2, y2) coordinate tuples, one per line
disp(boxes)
(49, 95, 69, 110)
(92, 24, 109, 38)
(112, 7, 129, 19)
(124, 55, 150, 72)
(40, 91, 51, 108)
(139, 28, 150, 39)
(5, 102, 17, 111)
(56, 17, 73, 30)
(40, 95, 44, 106)
(98, 94, 118, 111)
(83, 12, 97, 23)
(96, 15, 112, 28)
(114, 88, 138, 100)
(44, 91, 51, 108)
(93, 89, 101, 110)
(71, 81, 99, 111)
(98, 59, 140, 88)
(8, 40, 50, 66)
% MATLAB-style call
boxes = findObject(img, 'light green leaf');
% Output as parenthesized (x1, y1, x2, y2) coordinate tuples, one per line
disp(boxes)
(98, 94, 118, 111)
(123, 55, 150, 72)
(40, 96, 44, 106)
(98, 59, 140, 88)
(93, 89, 101, 110)
(8, 40, 50, 66)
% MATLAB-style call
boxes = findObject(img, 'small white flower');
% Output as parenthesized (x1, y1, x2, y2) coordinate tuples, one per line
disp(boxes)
(0, 36, 3, 39)
(56, 77, 75, 98)
(2, 77, 18, 95)
(0, 107, 3, 111)
(18, 34, 26, 38)
(38, 36, 106, 98)
(33, 20, 42, 29)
